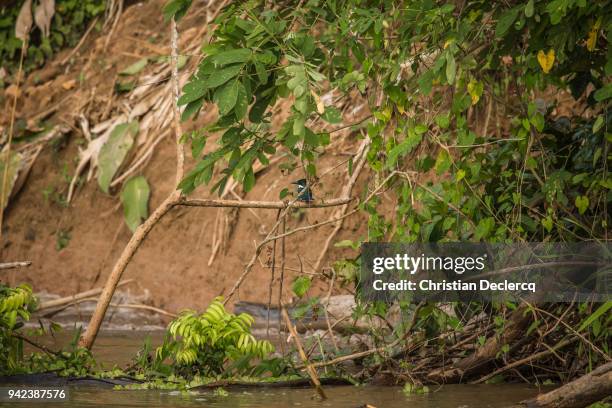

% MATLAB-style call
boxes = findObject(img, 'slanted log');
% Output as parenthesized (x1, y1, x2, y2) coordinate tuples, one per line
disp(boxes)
(518, 362, 612, 408)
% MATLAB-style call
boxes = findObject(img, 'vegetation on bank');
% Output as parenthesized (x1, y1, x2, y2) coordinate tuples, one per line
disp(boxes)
(0, 0, 611, 405)
(0, 0, 105, 76)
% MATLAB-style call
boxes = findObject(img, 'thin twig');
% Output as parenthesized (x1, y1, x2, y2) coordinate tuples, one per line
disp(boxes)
(60, 17, 99, 65)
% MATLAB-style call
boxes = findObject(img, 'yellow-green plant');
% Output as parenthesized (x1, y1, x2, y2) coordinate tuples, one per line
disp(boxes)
(0, 283, 36, 373)
(155, 297, 274, 377)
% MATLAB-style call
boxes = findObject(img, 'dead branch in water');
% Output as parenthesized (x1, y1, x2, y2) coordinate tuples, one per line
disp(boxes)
(281, 307, 327, 400)
(517, 362, 612, 408)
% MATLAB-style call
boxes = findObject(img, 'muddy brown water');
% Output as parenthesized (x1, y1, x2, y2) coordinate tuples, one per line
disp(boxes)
(14, 331, 545, 407)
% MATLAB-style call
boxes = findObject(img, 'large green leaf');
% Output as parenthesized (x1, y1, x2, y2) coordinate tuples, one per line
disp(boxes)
(97, 121, 138, 193)
(496, 7, 519, 37)
(205, 64, 243, 89)
(211, 49, 251, 65)
(121, 176, 150, 233)
(234, 82, 248, 120)
(216, 80, 239, 116)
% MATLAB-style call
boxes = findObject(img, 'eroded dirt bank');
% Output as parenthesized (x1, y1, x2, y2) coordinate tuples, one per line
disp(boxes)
(0, 0, 374, 315)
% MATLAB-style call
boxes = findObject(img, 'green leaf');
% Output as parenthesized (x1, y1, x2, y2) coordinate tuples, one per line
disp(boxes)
(321, 106, 342, 124)
(594, 83, 612, 102)
(414, 124, 428, 134)
(163, 0, 192, 21)
(575, 195, 589, 215)
(577, 301, 612, 332)
(434, 149, 451, 175)
(181, 98, 204, 121)
(216, 81, 239, 116)
(97, 122, 138, 193)
(292, 276, 311, 298)
(211, 48, 251, 65)
(205, 64, 243, 89)
(531, 113, 545, 132)
(254, 62, 268, 83)
(178, 79, 207, 106)
(445, 51, 456, 84)
(592, 115, 604, 133)
(435, 113, 451, 129)
(496, 8, 519, 37)
(386, 131, 423, 168)
(234, 82, 248, 120)
(386, 132, 423, 168)
(243, 167, 255, 192)
(120, 58, 148, 76)
(474, 217, 495, 240)
(121, 176, 150, 233)
(524, 0, 534, 17)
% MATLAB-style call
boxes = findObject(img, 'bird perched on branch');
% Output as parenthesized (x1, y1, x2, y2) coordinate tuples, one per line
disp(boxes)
(291, 178, 313, 203)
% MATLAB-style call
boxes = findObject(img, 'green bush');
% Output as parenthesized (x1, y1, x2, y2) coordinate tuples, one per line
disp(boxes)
(0, 283, 36, 373)
(154, 297, 274, 377)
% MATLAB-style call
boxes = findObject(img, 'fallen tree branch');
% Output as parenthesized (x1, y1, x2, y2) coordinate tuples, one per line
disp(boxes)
(0, 261, 31, 271)
(42, 296, 177, 319)
(427, 302, 532, 383)
(517, 361, 612, 408)
(281, 307, 327, 399)
(471, 336, 579, 384)
(37, 279, 134, 310)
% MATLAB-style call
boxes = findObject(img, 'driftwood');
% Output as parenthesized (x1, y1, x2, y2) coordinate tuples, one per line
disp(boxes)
(0, 261, 31, 270)
(37, 279, 133, 310)
(518, 362, 612, 408)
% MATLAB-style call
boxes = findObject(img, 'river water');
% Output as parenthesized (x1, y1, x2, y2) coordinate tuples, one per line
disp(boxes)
(14, 331, 545, 407)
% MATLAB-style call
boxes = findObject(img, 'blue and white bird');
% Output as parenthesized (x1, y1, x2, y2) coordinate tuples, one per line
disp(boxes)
(291, 179, 313, 202)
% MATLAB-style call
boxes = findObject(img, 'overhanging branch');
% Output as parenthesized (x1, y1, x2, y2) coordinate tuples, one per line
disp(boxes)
(176, 197, 353, 209)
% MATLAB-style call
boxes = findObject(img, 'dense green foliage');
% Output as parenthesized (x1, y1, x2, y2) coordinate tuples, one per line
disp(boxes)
(153, 297, 274, 377)
(166, 0, 611, 374)
(0, 0, 105, 75)
(170, 0, 610, 242)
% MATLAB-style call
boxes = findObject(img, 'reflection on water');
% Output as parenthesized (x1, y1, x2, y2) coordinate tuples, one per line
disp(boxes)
(10, 384, 542, 408)
(19, 331, 544, 407)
